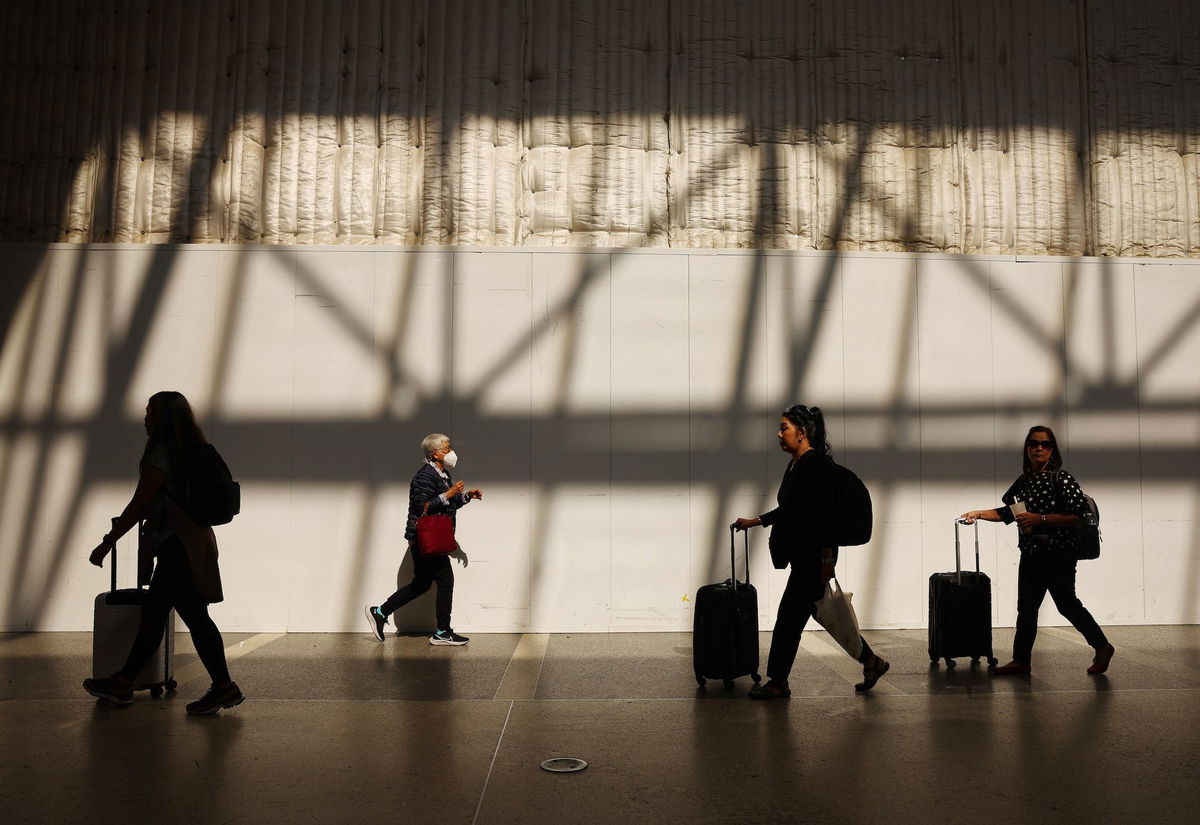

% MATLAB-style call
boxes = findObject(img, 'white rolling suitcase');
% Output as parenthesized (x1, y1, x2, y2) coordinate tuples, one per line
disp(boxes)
(92, 523, 176, 697)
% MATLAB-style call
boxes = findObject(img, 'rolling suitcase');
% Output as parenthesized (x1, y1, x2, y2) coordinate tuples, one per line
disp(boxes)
(928, 519, 998, 669)
(92, 521, 177, 697)
(693, 526, 762, 689)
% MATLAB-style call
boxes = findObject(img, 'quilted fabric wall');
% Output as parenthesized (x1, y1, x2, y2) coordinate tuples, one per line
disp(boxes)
(1, 0, 1197, 254)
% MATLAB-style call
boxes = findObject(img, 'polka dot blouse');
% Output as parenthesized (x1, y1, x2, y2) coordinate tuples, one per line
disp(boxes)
(999, 470, 1088, 553)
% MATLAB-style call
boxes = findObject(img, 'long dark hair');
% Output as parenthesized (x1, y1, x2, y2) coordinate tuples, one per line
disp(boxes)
(141, 391, 207, 475)
(1021, 425, 1063, 473)
(782, 404, 831, 455)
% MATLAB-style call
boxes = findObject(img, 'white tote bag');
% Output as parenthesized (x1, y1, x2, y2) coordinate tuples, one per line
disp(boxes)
(813, 578, 863, 660)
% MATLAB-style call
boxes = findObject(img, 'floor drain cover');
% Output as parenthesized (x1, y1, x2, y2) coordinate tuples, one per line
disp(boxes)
(540, 757, 588, 773)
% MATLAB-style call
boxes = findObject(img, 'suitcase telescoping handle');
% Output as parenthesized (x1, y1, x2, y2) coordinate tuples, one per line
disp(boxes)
(109, 517, 119, 592)
(728, 525, 750, 589)
(953, 518, 981, 585)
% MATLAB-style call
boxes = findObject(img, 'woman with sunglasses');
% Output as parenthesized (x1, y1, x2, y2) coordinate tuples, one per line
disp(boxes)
(960, 425, 1114, 676)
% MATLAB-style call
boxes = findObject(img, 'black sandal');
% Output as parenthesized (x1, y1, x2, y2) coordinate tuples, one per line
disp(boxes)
(855, 655, 890, 692)
(748, 680, 791, 700)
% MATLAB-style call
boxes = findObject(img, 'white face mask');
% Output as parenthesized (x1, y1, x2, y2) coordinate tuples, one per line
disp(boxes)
(440, 450, 458, 469)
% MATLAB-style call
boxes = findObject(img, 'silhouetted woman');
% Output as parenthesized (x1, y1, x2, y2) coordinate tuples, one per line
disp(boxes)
(83, 391, 243, 714)
(960, 425, 1113, 676)
(733, 404, 890, 698)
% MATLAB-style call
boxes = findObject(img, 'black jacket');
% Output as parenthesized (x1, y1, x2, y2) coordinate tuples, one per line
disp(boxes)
(759, 450, 838, 572)
(404, 463, 470, 542)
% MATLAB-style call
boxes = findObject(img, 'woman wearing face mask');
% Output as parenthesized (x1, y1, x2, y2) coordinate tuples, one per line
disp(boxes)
(960, 425, 1114, 676)
(366, 433, 481, 645)
(732, 404, 891, 699)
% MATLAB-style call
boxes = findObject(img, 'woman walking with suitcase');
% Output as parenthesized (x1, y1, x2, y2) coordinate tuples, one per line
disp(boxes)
(960, 425, 1114, 676)
(83, 391, 243, 714)
(732, 404, 890, 699)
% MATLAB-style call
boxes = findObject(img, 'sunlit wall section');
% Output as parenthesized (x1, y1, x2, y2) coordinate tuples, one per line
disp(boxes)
(1086, 2, 1200, 257)
(959, 0, 1091, 256)
(1, 246, 1197, 631)
(2, 1, 1198, 255)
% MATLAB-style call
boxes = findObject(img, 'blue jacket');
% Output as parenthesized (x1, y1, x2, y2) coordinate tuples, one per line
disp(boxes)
(405, 462, 470, 542)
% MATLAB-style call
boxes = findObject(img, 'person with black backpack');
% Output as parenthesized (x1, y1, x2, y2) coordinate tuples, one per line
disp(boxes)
(83, 391, 244, 715)
(960, 425, 1114, 676)
(732, 404, 890, 699)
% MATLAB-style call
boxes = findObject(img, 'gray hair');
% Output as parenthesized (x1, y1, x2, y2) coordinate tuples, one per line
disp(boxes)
(421, 433, 450, 459)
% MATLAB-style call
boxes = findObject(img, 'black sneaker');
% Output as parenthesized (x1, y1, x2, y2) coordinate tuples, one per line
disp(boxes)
(429, 628, 469, 646)
(83, 675, 133, 706)
(365, 605, 387, 641)
(186, 682, 245, 716)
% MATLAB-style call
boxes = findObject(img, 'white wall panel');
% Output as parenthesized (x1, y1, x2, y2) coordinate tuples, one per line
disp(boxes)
(288, 251, 378, 630)
(610, 254, 690, 629)
(0, 246, 1197, 634)
(1134, 262, 1200, 623)
(450, 252, 534, 631)
(839, 256, 924, 629)
(915, 258, 1004, 620)
(1063, 261, 1145, 624)
(528, 253, 612, 631)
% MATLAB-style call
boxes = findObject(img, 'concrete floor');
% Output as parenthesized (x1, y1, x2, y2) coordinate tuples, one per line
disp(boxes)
(1, 626, 1197, 825)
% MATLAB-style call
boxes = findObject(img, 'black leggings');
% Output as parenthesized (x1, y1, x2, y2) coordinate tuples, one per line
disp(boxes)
(767, 564, 876, 681)
(120, 536, 230, 685)
(380, 542, 454, 630)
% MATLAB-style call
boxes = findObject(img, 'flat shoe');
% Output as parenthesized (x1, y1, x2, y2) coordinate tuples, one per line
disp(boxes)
(990, 662, 1032, 676)
(855, 656, 890, 692)
(748, 682, 791, 700)
(1087, 643, 1115, 675)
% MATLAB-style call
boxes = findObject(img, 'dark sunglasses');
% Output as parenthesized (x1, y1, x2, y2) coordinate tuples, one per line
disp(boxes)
(1026, 439, 1053, 449)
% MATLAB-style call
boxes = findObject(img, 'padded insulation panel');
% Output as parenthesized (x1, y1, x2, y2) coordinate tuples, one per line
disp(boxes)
(0, 0, 1197, 255)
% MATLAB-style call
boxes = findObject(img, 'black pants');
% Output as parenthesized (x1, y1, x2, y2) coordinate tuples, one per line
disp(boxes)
(120, 536, 231, 685)
(1012, 549, 1108, 664)
(767, 564, 875, 681)
(380, 541, 454, 631)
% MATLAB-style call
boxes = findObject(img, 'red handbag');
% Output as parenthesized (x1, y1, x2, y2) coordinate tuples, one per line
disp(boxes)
(415, 503, 456, 556)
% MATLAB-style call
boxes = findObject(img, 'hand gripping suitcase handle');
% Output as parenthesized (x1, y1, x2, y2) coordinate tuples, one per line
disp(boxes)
(953, 518, 981, 585)
(728, 525, 750, 589)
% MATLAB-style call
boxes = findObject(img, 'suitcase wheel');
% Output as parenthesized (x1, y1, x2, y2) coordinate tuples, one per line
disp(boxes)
(722, 679, 735, 691)
(696, 674, 706, 687)
(929, 657, 939, 666)
(752, 672, 761, 684)
(970, 657, 981, 668)
(987, 657, 999, 668)
(945, 658, 957, 669)
(166, 679, 177, 692)
(150, 686, 163, 698)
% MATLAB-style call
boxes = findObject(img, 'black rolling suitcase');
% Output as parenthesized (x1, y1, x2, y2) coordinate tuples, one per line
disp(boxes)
(693, 526, 762, 689)
(92, 521, 177, 697)
(928, 519, 998, 669)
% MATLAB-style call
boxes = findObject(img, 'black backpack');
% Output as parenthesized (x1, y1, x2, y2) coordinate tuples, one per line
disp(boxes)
(173, 443, 241, 527)
(830, 461, 873, 546)
(1077, 496, 1101, 560)
(1052, 471, 1101, 560)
